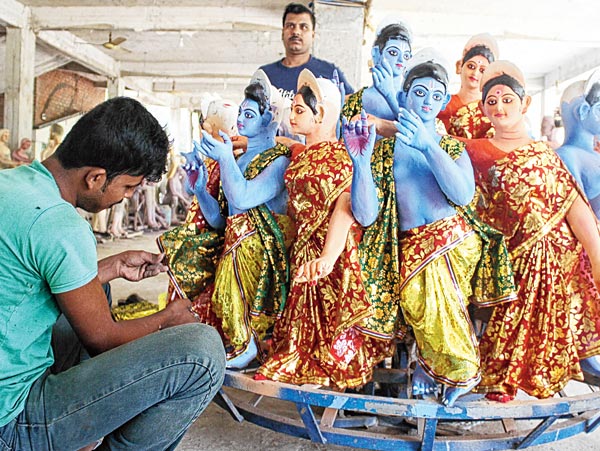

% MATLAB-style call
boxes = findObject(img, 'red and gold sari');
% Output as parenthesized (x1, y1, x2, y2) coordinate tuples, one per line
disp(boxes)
(466, 139, 600, 398)
(256, 141, 391, 389)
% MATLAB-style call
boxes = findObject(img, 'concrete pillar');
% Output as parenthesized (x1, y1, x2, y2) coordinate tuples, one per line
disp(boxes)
(312, 2, 365, 90)
(107, 76, 125, 98)
(4, 26, 35, 150)
(169, 105, 182, 153)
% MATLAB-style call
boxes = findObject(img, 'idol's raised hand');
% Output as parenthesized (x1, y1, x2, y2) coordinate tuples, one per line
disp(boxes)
(395, 108, 435, 152)
(372, 59, 394, 99)
(332, 69, 346, 107)
(186, 145, 210, 199)
(333, 69, 346, 139)
(198, 130, 233, 162)
(342, 110, 376, 167)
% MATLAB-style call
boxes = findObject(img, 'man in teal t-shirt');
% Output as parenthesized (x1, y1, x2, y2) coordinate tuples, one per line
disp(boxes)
(0, 97, 225, 451)
(0, 160, 97, 427)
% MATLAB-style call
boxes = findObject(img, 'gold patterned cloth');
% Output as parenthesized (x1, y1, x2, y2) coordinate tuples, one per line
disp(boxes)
(439, 136, 516, 308)
(158, 199, 224, 302)
(212, 211, 293, 359)
(438, 95, 494, 139)
(400, 214, 482, 387)
(209, 143, 292, 358)
(466, 139, 600, 398)
(358, 135, 515, 344)
(257, 141, 392, 389)
(341, 87, 366, 121)
(111, 300, 161, 321)
(357, 137, 404, 339)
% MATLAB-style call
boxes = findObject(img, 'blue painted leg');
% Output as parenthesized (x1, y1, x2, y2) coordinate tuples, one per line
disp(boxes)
(412, 362, 438, 397)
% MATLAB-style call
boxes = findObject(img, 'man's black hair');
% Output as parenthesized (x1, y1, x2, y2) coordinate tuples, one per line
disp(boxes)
(283, 2, 316, 29)
(374, 23, 411, 53)
(298, 85, 319, 115)
(54, 97, 169, 183)
(244, 82, 270, 115)
(403, 62, 449, 93)
(482, 74, 526, 102)
(462, 45, 495, 66)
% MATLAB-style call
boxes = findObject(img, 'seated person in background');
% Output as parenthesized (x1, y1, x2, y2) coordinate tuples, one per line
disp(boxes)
(41, 123, 64, 160)
(556, 70, 600, 218)
(194, 71, 294, 369)
(0, 97, 225, 451)
(12, 137, 33, 163)
(438, 33, 498, 139)
(0, 128, 19, 169)
(540, 115, 562, 149)
(344, 49, 514, 406)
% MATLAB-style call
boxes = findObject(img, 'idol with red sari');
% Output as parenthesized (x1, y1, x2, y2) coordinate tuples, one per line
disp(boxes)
(256, 70, 392, 389)
(438, 33, 498, 139)
(465, 61, 600, 400)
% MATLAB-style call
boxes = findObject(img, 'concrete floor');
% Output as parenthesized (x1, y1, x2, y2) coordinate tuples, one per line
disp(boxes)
(97, 231, 600, 451)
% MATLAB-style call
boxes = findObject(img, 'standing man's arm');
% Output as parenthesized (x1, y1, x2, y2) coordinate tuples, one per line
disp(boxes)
(334, 65, 354, 95)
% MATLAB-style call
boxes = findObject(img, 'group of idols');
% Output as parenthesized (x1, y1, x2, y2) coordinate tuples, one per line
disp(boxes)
(158, 20, 600, 408)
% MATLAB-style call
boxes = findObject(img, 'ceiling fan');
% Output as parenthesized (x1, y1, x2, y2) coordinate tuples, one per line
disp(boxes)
(101, 32, 130, 52)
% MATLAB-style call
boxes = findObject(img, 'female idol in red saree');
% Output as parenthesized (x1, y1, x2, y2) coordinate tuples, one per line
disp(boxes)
(256, 70, 392, 389)
(465, 61, 600, 399)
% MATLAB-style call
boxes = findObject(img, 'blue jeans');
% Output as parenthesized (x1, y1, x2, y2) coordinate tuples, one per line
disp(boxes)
(0, 318, 226, 451)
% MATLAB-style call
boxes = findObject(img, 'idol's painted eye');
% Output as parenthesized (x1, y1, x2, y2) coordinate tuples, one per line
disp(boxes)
(413, 89, 425, 97)
(403, 52, 411, 61)
(433, 93, 443, 102)
(387, 49, 398, 57)
(486, 98, 497, 106)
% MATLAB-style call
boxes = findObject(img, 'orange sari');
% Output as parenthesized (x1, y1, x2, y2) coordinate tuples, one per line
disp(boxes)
(465, 139, 600, 398)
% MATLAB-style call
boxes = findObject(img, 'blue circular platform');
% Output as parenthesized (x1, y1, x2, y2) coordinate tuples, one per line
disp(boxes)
(217, 369, 600, 451)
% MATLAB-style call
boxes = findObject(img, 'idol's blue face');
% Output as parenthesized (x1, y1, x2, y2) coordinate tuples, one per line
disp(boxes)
(381, 38, 412, 77)
(237, 99, 263, 138)
(583, 101, 600, 136)
(405, 76, 447, 122)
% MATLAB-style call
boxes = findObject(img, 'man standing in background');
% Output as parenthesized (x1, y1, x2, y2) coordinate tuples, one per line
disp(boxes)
(259, 2, 353, 100)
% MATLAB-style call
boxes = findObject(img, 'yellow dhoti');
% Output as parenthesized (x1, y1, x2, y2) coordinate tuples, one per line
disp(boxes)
(400, 214, 482, 387)
(212, 212, 293, 359)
